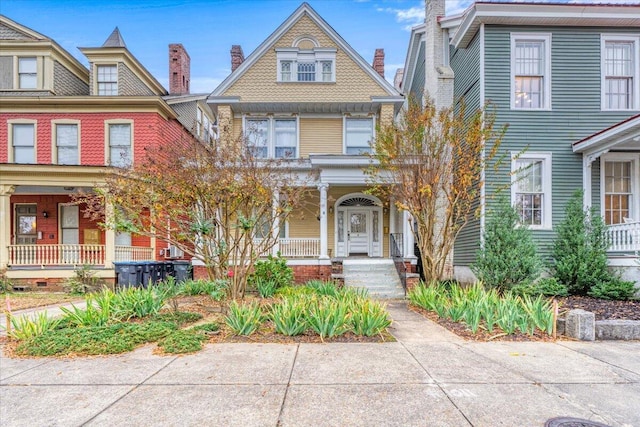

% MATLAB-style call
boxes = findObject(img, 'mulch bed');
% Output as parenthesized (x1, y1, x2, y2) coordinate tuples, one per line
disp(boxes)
(557, 296, 640, 321)
(409, 305, 557, 342)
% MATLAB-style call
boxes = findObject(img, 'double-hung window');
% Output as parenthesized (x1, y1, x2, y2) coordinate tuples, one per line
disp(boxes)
(602, 154, 638, 225)
(276, 48, 336, 83)
(108, 123, 132, 167)
(18, 57, 37, 89)
(602, 35, 639, 110)
(511, 153, 552, 229)
(12, 123, 35, 164)
(97, 65, 118, 95)
(245, 117, 297, 159)
(344, 117, 374, 155)
(56, 123, 79, 165)
(511, 33, 551, 110)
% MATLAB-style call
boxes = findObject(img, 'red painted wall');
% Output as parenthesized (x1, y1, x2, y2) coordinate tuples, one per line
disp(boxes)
(0, 112, 189, 165)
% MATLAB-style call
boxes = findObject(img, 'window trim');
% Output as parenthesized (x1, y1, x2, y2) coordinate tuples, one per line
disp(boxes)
(17, 57, 38, 89)
(51, 120, 81, 165)
(95, 63, 119, 96)
(275, 48, 336, 83)
(242, 115, 300, 159)
(510, 33, 552, 111)
(104, 120, 134, 167)
(343, 115, 376, 155)
(510, 152, 552, 230)
(601, 34, 640, 111)
(7, 119, 37, 164)
(600, 152, 639, 224)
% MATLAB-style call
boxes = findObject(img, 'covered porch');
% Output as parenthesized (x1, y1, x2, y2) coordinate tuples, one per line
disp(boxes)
(0, 165, 156, 284)
(574, 114, 640, 256)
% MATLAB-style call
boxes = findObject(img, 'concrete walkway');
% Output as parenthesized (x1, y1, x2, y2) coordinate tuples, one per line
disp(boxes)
(1, 300, 639, 426)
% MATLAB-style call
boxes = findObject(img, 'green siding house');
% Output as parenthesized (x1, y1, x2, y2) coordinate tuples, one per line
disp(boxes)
(402, 1, 640, 284)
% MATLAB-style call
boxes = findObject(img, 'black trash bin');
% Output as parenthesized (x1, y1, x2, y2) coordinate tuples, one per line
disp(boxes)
(171, 261, 192, 283)
(113, 262, 143, 288)
(164, 261, 175, 280)
(139, 261, 156, 288)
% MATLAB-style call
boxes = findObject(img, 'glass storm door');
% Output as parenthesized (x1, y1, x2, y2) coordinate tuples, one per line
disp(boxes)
(347, 209, 369, 255)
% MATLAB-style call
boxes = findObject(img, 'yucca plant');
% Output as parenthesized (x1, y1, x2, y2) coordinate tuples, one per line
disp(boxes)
(350, 300, 391, 336)
(408, 281, 444, 312)
(306, 279, 339, 297)
(270, 298, 307, 336)
(111, 287, 167, 320)
(9, 312, 60, 340)
(496, 296, 521, 335)
(255, 277, 278, 298)
(225, 301, 262, 336)
(522, 295, 554, 335)
(307, 298, 350, 340)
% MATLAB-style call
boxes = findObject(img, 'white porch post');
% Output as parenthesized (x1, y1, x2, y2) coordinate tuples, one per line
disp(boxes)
(318, 183, 329, 259)
(0, 185, 15, 269)
(271, 189, 280, 256)
(104, 201, 115, 267)
(583, 155, 593, 210)
(402, 210, 416, 259)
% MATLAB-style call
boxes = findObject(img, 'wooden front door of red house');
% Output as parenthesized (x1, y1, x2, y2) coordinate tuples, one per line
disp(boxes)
(15, 204, 37, 245)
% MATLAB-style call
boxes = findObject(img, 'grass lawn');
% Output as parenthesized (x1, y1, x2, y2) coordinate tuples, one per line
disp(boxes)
(3, 293, 82, 312)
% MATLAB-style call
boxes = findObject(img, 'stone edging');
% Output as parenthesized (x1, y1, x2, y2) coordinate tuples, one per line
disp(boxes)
(558, 309, 640, 341)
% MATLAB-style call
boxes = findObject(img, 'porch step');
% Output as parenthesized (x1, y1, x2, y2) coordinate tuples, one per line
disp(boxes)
(342, 259, 405, 299)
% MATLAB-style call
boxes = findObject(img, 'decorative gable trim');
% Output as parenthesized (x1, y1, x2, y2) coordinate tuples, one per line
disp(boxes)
(210, 2, 400, 97)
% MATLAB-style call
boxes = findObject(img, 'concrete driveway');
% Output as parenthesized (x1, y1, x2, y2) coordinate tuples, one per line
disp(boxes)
(1, 301, 638, 426)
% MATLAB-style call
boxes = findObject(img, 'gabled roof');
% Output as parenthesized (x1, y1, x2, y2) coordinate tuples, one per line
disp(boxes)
(102, 27, 126, 48)
(210, 2, 400, 98)
(0, 14, 49, 40)
(400, 23, 425, 96)
(0, 14, 89, 82)
(442, 2, 640, 49)
(80, 29, 167, 96)
(573, 114, 640, 155)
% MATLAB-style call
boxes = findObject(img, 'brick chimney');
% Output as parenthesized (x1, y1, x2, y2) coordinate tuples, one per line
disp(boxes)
(231, 45, 244, 72)
(169, 43, 190, 95)
(373, 48, 385, 78)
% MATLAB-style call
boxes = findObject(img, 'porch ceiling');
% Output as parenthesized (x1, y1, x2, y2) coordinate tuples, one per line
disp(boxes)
(573, 115, 640, 156)
(0, 164, 107, 188)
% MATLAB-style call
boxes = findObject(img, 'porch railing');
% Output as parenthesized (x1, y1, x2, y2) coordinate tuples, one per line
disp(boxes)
(252, 238, 321, 258)
(607, 221, 640, 252)
(114, 246, 155, 261)
(8, 244, 106, 266)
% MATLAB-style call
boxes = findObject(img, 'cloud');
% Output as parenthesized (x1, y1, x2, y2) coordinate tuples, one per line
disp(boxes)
(376, 5, 424, 31)
(445, 0, 474, 16)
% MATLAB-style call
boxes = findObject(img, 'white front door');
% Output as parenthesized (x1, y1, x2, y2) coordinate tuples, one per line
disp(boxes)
(347, 209, 369, 255)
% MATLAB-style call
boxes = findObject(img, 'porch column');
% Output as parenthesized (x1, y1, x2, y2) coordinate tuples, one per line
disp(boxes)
(402, 210, 416, 259)
(271, 189, 280, 256)
(104, 201, 115, 268)
(0, 185, 15, 269)
(318, 183, 329, 259)
(583, 155, 593, 210)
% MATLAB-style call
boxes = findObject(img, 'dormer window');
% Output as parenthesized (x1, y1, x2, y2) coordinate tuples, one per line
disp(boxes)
(18, 57, 37, 89)
(97, 65, 118, 95)
(276, 48, 336, 83)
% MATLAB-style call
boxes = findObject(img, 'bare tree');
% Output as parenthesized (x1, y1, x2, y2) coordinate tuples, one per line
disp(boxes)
(366, 97, 505, 282)
(78, 133, 315, 299)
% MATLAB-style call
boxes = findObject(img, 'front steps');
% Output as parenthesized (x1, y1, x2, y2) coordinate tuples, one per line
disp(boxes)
(342, 258, 405, 299)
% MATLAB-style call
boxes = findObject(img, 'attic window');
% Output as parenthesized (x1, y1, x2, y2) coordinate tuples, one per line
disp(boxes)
(276, 48, 336, 83)
(97, 65, 118, 96)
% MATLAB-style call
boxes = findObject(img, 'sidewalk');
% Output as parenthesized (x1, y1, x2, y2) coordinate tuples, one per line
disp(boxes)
(1, 300, 639, 426)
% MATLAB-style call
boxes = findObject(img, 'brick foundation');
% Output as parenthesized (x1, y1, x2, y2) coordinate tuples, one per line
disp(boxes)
(192, 263, 332, 284)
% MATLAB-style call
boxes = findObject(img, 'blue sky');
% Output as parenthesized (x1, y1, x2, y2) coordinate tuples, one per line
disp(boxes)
(2, 0, 638, 93)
